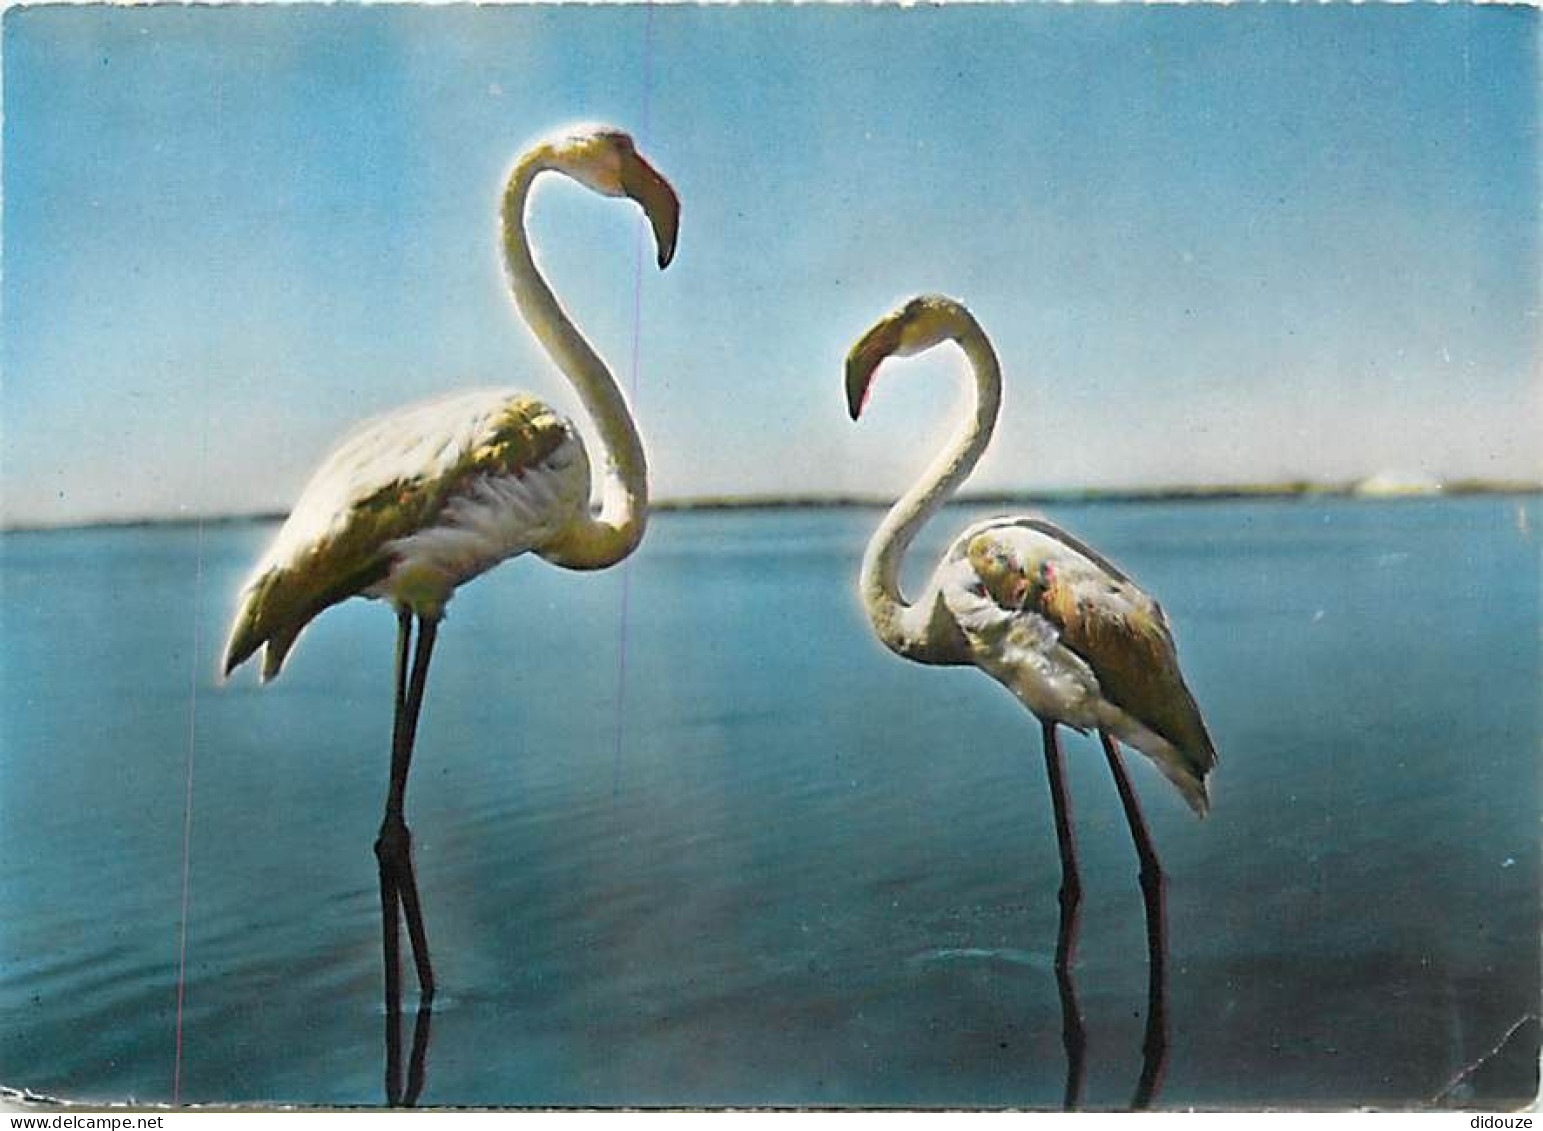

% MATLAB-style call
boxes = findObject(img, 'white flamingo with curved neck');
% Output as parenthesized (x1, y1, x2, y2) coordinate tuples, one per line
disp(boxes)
(845, 294, 1218, 973)
(222, 125, 679, 1004)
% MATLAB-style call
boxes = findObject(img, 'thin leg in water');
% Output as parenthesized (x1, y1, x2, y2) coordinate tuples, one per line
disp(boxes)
(378, 610, 412, 1017)
(393, 616, 438, 997)
(380, 609, 412, 1104)
(403, 999, 435, 1107)
(376, 612, 440, 1004)
(1100, 731, 1169, 1109)
(384, 992, 404, 1106)
(1041, 721, 1083, 958)
(1041, 721, 1086, 1109)
(385, 994, 436, 1108)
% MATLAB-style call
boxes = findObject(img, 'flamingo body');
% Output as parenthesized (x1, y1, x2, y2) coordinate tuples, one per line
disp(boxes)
(224, 389, 588, 680)
(934, 516, 1215, 812)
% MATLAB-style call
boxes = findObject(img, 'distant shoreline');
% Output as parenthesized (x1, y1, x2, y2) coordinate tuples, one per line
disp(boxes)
(3, 480, 1538, 535)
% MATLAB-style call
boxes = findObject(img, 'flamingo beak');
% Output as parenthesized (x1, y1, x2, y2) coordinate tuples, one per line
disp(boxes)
(845, 316, 904, 420)
(620, 153, 680, 270)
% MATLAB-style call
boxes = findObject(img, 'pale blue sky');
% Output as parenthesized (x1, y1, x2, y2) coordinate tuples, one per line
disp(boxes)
(3, 3, 1538, 526)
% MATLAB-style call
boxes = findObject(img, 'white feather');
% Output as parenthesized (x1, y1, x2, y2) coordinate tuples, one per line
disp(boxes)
(373, 446, 590, 601)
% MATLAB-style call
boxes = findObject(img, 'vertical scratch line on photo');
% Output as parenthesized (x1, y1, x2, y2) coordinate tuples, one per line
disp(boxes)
(172, 329, 213, 1111)
(173, 510, 204, 1104)
(612, 0, 657, 801)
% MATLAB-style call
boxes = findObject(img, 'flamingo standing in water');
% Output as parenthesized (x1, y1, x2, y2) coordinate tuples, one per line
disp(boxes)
(844, 294, 1218, 1105)
(223, 125, 679, 1007)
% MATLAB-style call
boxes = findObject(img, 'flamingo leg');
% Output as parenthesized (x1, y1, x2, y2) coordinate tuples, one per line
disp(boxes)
(378, 611, 412, 1104)
(375, 613, 439, 1010)
(383, 985, 404, 1106)
(1052, 870, 1087, 1110)
(395, 616, 438, 997)
(1099, 731, 1169, 1109)
(378, 611, 412, 1016)
(403, 1000, 435, 1107)
(1040, 721, 1083, 948)
(1040, 721, 1086, 1108)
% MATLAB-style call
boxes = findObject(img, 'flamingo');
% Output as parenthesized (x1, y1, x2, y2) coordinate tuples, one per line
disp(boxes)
(222, 125, 679, 1009)
(845, 294, 1218, 1105)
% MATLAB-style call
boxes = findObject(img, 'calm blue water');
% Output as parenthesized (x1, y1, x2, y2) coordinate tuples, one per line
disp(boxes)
(2, 498, 1538, 1108)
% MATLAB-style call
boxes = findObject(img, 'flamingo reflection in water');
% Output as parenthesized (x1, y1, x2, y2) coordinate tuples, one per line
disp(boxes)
(221, 125, 679, 1103)
(844, 295, 1217, 1109)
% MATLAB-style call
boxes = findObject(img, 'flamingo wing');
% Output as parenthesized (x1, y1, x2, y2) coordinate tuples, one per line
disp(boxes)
(943, 518, 1218, 812)
(224, 390, 574, 681)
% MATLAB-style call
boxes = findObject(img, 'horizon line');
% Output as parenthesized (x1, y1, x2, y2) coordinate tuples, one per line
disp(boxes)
(4, 478, 1539, 536)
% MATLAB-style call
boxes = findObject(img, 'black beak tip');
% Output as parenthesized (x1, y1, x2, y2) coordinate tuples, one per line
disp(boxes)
(845, 362, 868, 421)
(657, 244, 675, 270)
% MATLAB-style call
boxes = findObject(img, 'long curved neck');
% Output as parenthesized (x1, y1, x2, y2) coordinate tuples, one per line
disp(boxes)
(862, 320, 1001, 658)
(500, 146, 648, 570)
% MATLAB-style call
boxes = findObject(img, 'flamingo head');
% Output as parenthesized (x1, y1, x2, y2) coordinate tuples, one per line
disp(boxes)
(548, 125, 680, 269)
(846, 294, 975, 420)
